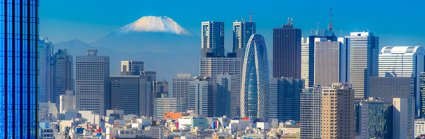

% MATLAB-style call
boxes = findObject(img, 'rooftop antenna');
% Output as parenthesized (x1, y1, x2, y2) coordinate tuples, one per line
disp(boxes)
(287, 17, 293, 26)
(249, 13, 253, 22)
(329, 8, 333, 30)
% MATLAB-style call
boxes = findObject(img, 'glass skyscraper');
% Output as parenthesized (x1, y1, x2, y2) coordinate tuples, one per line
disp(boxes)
(240, 34, 269, 120)
(0, 0, 38, 138)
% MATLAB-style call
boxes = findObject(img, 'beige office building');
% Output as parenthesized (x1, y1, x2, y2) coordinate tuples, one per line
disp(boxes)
(321, 83, 355, 139)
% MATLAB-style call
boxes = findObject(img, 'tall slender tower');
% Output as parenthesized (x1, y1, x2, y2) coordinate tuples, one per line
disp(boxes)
(240, 34, 269, 120)
(201, 21, 225, 57)
(0, 0, 39, 138)
(346, 32, 379, 100)
(233, 19, 256, 58)
(273, 18, 302, 79)
(38, 37, 53, 103)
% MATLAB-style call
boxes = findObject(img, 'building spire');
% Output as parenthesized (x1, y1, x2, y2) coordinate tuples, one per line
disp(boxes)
(329, 8, 333, 30)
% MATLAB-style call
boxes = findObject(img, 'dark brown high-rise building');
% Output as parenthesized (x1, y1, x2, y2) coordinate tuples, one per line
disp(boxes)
(273, 19, 302, 79)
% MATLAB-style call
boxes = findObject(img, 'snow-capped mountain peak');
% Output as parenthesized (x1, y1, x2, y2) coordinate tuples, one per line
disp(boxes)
(120, 16, 190, 35)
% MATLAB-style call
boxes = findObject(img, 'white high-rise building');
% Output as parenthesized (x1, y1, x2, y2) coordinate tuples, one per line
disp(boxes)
(345, 32, 379, 100)
(379, 46, 424, 116)
(120, 60, 144, 75)
(75, 48, 110, 115)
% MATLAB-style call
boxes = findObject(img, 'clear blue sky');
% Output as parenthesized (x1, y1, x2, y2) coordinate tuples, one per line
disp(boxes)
(40, 0, 425, 47)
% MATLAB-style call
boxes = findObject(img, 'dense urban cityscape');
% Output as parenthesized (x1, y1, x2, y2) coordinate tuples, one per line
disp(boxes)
(2, 0, 425, 139)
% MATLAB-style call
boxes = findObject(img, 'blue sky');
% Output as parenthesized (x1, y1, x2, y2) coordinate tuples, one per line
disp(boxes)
(40, 0, 425, 51)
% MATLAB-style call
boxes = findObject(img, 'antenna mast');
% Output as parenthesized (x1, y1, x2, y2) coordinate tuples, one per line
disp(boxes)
(329, 8, 333, 30)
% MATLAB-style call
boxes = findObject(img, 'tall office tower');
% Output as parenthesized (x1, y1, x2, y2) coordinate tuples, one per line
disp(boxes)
(233, 20, 256, 58)
(38, 38, 53, 103)
(345, 32, 379, 100)
(369, 76, 413, 103)
(356, 97, 393, 139)
(75, 48, 110, 115)
(140, 71, 156, 117)
(0, 0, 38, 138)
(314, 41, 345, 87)
(420, 72, 425, 118)
(301, 37, 310, 88)
(307, 28, 337, 87)
(379, 46, 424, 117)
(51, 49, 73, 106)
(154, 98, 178, 118)
(172, 73, 195, 112)
(59, 90, 76, 113)
(152, 80, 169, 98)
(110, 75, 144, 115)
(269, 77, 304, 122)
(321, 83, 355, 139)
(240, 34, 269, 120)
(201, 21, 225, 57)
(215, 73, 232, 117)
(300, 86, 322, 139)
(273, 19, 302, 79)
(393, 97, 415, 139)
(200, 57, 241, 117)
(120, 60, 144, 75)
(188, 76, 213, 117)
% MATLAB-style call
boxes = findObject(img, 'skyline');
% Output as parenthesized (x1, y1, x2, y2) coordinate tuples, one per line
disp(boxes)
(40, 0, 425, 48)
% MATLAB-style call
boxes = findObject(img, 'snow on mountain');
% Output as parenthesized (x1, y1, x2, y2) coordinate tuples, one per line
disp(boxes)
(120, 16, 190, 35)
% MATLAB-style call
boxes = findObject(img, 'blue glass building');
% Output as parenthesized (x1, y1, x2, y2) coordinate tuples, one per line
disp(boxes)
(0, 0, 38, 138)
(240, 34, 269, 120)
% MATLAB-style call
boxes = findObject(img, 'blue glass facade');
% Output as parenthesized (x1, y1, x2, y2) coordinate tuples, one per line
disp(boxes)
(240, 34, 269, 120)
(0, 0, 38, 138)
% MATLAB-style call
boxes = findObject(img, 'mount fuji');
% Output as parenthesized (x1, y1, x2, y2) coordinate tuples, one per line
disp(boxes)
(55, 16, 200, 81)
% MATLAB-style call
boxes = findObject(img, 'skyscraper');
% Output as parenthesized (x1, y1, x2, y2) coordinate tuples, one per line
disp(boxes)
(345, 32, 379, 100)
(38, 37, 53, 103)
(307, 28, 337, 87)
(200, 57, 241, 117)
(420, 72, 425, 118)
(273, 19, 302, 79)
(121, 60, 144, 75)
(110, 75, 144, 115)
(393, 97, 415, 139)
(75, 48, 110, 115)
(321, 83, 355, 139)
(201, 21, 225, 57)
(233, 20, 256, 58)
(51, 49, 73, 106)
(188, 76, 213, 117)
(300, 85, 322, 139)
(240, 34, 269, 120)
(172, 73, 195, 112)
(0, 0, 38, 138)
(378, 46, 424, 117)
(215, 73, 232, 117)
(314, 41, 345, 87)
(154, 98, 178, 118)
(152, 80, 169, 98)
(356, 97, 393, 139)
(269, 77, 304, 122)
